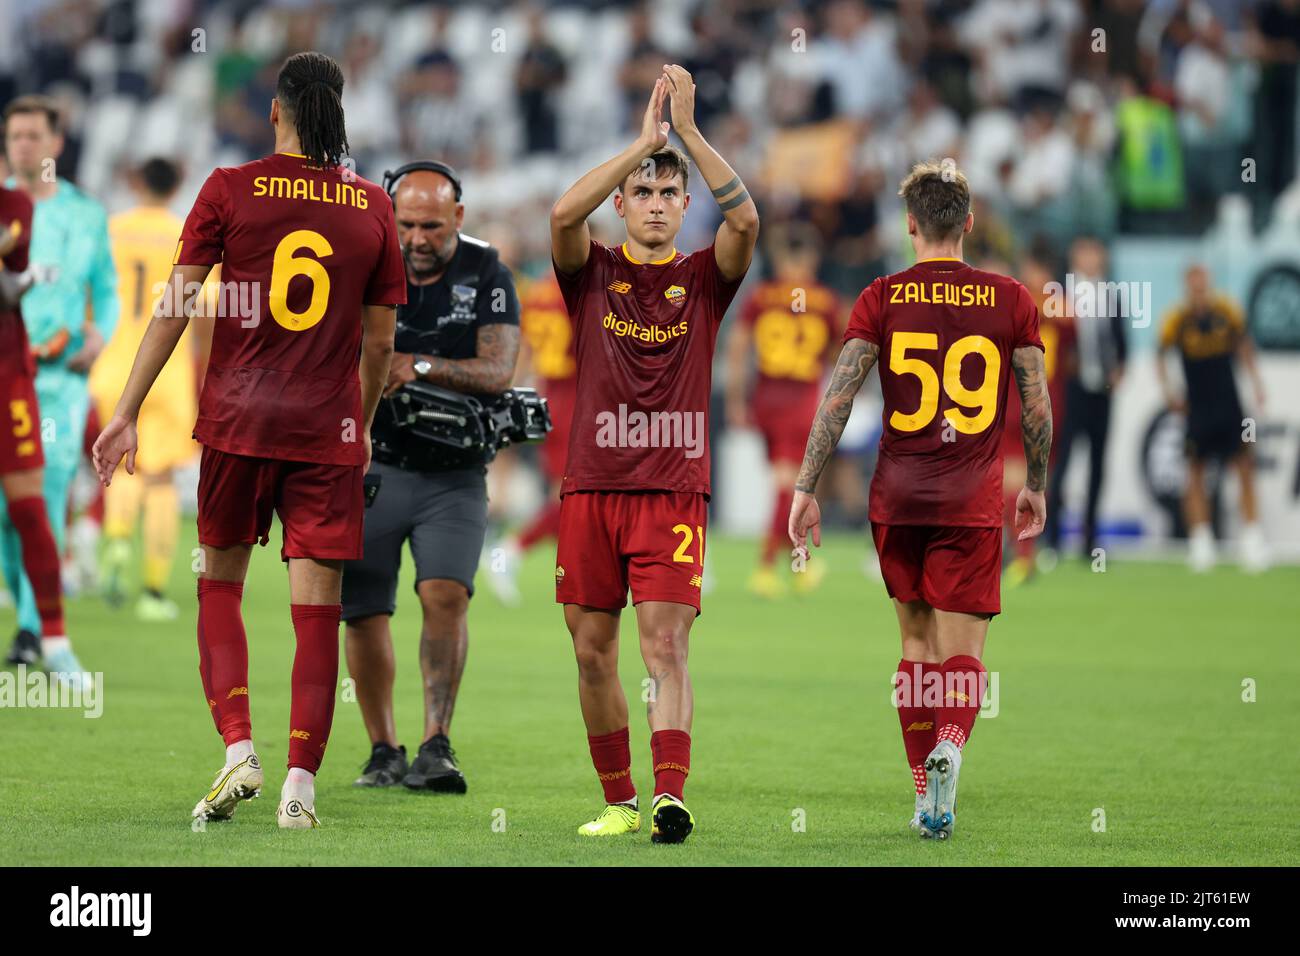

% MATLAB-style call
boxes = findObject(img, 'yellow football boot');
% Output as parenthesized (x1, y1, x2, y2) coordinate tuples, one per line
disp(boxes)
(747, 565, 786, 599)
(192, 754, 263, 821)
(650, 795, 695, 844)
(577, 802, 641, 837)
(792, 557, 826, 595)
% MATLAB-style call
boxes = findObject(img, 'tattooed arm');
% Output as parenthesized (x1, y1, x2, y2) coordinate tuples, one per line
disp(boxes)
(386, 323, 521, 397)
(1012, 344, 1053, 540)
(788, 338, 880, 551)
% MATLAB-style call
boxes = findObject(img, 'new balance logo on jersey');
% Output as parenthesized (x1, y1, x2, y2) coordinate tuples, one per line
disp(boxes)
(608, 280, 632, 294)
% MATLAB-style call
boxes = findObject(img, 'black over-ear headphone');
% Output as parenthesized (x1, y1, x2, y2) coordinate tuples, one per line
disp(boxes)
(382, 160, 464, 203)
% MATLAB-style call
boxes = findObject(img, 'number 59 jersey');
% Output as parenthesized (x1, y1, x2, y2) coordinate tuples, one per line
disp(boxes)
(845, 258, 1044, 528)
(177, 152, 407, 465)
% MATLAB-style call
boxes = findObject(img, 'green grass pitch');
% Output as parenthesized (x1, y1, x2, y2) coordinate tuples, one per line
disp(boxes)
(2, 525, 1296, 866)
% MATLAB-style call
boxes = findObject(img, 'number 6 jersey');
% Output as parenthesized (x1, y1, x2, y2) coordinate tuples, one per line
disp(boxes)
(845, 258, 1043, 528)
(177, 152, 407, 465)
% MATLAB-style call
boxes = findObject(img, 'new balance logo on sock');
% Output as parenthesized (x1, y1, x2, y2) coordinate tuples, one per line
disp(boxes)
(290, 729, 311, 740)
(226, 686, 248, 699)
(905, 721, 933, 732)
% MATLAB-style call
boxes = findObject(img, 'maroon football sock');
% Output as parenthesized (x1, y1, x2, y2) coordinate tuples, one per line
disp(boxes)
(650, 729, 691, 800)
(8, 496, 65, 637)
(935, 654, 987, 749)
(763, 488, 794, 565)
(196, 579, 251, 745)
(287, 604, 341, 773)
(518, 500, 562, 552)
(588, 727, 636, 804)
(895, 658, 941, 794)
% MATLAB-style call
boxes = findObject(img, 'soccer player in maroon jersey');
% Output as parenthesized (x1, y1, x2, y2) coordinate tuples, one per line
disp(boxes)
(550, 66, 758, 842)
(724, 226, 841, 598)
(0, 186, 83, 688)
(92, 52, 405, 829)
(789, 161, 1053, 840)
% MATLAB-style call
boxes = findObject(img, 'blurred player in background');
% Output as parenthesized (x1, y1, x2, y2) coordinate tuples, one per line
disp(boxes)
(1, 95, 118, 677)
(89, 158, 202, 621)
(1000, 247, 1073, 586)
(489, 269, 575, 605)
(1, 184, 84, 688)
(1157, 263, 1269, 573)
(1043, 237, 1125, 562)
(93, 52, 405, 829)
(725, 224, 840, 598)
(789, 161, 1052, 840)
(550, 67, 758, 842)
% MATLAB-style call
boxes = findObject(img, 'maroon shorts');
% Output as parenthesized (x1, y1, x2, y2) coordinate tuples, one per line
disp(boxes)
(871, 522, 1002, 616)
(197, 445, 364, 561)
(556, 490, 707, 613)
(752, 388, 819, 465)
(0, 367, 44, 475)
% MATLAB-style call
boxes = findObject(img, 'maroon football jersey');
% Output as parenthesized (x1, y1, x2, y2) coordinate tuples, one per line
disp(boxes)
(177, 152, 407, 465)
(554, 240, 745, 495)
(0, 186, 35, 379)
(845, 258, 1044, 527)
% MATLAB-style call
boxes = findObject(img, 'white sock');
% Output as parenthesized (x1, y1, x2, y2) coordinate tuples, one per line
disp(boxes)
(41, 635, 70, 659)
(614, 796, 638, 809)
(1190, 524, 1214, 545)
(225, 739, 255, 767)
(282, 767, 315, 805)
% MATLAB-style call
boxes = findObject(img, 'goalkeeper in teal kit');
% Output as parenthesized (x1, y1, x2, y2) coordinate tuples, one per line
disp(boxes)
(1, 96, 118, 678)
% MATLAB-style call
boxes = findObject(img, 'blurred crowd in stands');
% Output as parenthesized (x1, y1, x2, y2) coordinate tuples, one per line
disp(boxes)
(2, 0, 1297, 296)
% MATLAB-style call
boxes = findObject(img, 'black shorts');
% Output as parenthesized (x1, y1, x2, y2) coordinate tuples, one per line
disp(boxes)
(341, 462, 488, 621)
(1186, 416, 1246, 463)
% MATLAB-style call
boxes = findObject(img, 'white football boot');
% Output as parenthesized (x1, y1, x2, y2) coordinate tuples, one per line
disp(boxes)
(920, 740, 962, 840)
(908, 791, 927, 832)
(1188, 525, 1216, 573)
(192, 754, 263, 821)
(1240, 524, 1271, 574)
(277, 797, 321, 829)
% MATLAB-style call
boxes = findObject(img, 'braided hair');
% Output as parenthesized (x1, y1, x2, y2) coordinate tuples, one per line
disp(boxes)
(276, 51, 349, 167)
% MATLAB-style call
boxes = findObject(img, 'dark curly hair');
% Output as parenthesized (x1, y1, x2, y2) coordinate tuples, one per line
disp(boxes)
(276, 51, 349, 167)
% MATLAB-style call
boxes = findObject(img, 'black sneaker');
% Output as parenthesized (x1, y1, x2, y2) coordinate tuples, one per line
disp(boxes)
(402, 734, 467, 793)
(5, 629, 39, 666)
(354, 743, 408, 787)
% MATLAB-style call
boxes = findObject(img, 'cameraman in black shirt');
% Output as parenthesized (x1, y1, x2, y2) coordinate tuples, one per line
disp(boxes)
(343, 162, 520, 792)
